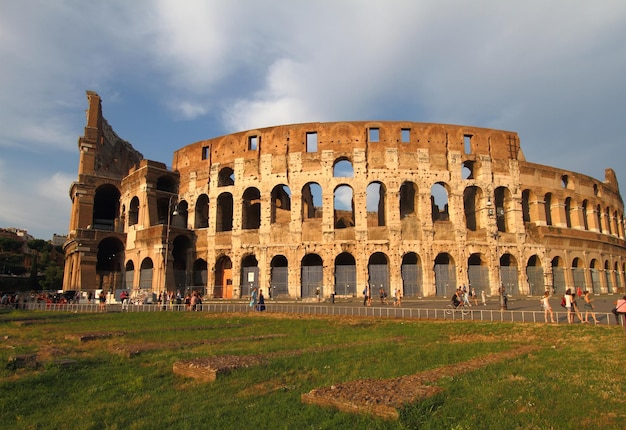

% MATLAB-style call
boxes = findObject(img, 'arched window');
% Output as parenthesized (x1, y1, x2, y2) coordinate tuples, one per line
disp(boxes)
(218, 167, 235, 186)
(431, 183, 449, 222)
(544, 193, 553, 226)
(302, 182, 322, 220)
(242, 188, 261, 230)
(271, 185, 291, 224)
(194, 194, 209, 229)
(366, 182, 386, 227)
(333, 159, 354, 177)
(129, 196, 139, 226)
(216, 193, 233, 232)
(334, 185, 354, 229)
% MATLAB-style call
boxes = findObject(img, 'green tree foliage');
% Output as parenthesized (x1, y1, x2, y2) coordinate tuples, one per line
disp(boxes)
(27, 239, 52, 253)
(0, 237, 23, 253)
(0, 254, 25, 275)
(39, 264, 64, 290)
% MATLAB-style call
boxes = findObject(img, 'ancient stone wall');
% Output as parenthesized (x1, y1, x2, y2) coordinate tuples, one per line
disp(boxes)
(64, 92, 626, 299)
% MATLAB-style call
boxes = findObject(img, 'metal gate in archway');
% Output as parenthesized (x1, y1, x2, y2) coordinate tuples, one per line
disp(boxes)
(572, 268, 586, 291)
(335, 265, 356, 297)
(401, 264, 422, 297)
(606, 270, 615, 293)
(270, 267, 289, 297)
(301, 266, 323, 298)
(435, 264, 456, 296)
(526, 266, 545, 296)
(241, 266, 259, 298)
(552, 267, 566, 293)
(368, 264, 389, 293)
(468, 265, 489, 294)
(590, 269, 601, 294)
(499, 266, 519, 296)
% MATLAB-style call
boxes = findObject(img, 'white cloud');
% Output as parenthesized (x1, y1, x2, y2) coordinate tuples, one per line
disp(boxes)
(169, 100, 210, 120)
(1, 0, 626, 238)
(0, 157, 72, 239)
(334, 186, 353, 211)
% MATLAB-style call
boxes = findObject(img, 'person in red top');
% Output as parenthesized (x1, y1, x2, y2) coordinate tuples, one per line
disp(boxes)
(613, 296, 626, 325)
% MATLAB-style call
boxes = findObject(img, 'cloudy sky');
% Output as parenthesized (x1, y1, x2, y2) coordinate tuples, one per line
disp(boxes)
(1, 0, 625, 240)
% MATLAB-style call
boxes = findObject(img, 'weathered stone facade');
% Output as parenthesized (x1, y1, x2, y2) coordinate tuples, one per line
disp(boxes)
(63, 92, 626, 299)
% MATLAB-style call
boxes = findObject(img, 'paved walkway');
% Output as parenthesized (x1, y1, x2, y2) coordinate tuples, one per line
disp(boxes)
(24, 292, 625, 326)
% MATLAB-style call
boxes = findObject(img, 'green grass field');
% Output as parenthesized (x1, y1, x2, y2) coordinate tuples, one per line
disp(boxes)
(1, 310, 625, 429)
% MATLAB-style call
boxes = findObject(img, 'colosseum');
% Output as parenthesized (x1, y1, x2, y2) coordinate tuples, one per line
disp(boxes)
(62, 91, 626, 301)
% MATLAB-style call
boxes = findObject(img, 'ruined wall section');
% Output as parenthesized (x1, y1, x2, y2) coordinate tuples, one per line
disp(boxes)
(64, 91, 144, 291)
(171, 122, 544, 297)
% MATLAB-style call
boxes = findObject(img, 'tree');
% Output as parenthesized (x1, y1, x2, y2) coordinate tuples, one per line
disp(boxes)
(40, 264, 64, 291)
(27, 239, 52, 253)
(0, 237, 23, 253)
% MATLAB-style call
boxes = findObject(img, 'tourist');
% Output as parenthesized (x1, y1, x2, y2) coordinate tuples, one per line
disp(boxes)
(540, 291, 555, 323)
(250, 287, 258, 311)
(190, 291, 197, 311)
(98, 290, 106, 312)
(363, 285, 371, 307)
(582, 291, 598, 324)
(460, 286, 471, 307)
(564, 289, 574, 323)
(612, 295, 626, 325)
(571, 293, 584, 323)
(258, 289, 266, 311)
(120, 290, 129, 311)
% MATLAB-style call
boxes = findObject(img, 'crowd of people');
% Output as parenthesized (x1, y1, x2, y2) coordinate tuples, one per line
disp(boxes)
(558, 288, 600, 324)
(450, 285, 482, 309)
(361, 285, 403, 307)
(248, 287, 266, 311)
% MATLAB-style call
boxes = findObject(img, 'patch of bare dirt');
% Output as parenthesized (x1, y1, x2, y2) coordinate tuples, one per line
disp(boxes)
(65, 331, 125, 342)
(173, 354, 265, 382)
(301, 345, 540, 420)
(171, 337, 404, 383)
(112, 333, 287, 358)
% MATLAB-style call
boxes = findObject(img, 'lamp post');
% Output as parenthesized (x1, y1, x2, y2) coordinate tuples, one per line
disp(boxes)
(492, 230, 507, 310)
(163, 195, 179, 309)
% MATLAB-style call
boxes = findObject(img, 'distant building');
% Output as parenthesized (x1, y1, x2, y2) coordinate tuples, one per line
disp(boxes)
(62, 91, 626, 298)
(52, 234, 67, 247)
(2, 227, 33, 242)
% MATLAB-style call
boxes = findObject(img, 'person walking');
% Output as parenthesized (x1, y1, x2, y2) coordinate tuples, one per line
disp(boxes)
(250, 287, 258, 311)
(612, 295, 626, 325)
(564, 289, 574, 323)
(379, 287, 388, 305)
(541, 291, 555, 323)
(120, 290, 129, 311)
(462, 288, 471, 307)
(470, 287, 479, 306)
(582, 291, 598, 324)
(571, 292, 584, 323)
(98, 290, 106, 312)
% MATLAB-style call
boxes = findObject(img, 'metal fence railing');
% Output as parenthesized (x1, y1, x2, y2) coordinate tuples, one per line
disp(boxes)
(21, 301, 621, 326)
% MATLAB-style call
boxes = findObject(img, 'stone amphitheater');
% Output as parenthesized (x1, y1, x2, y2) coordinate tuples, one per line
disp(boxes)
(62, 91, 626, 300)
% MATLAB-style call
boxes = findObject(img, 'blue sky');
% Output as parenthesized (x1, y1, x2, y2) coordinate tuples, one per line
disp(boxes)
(1, 1, 626, 240)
